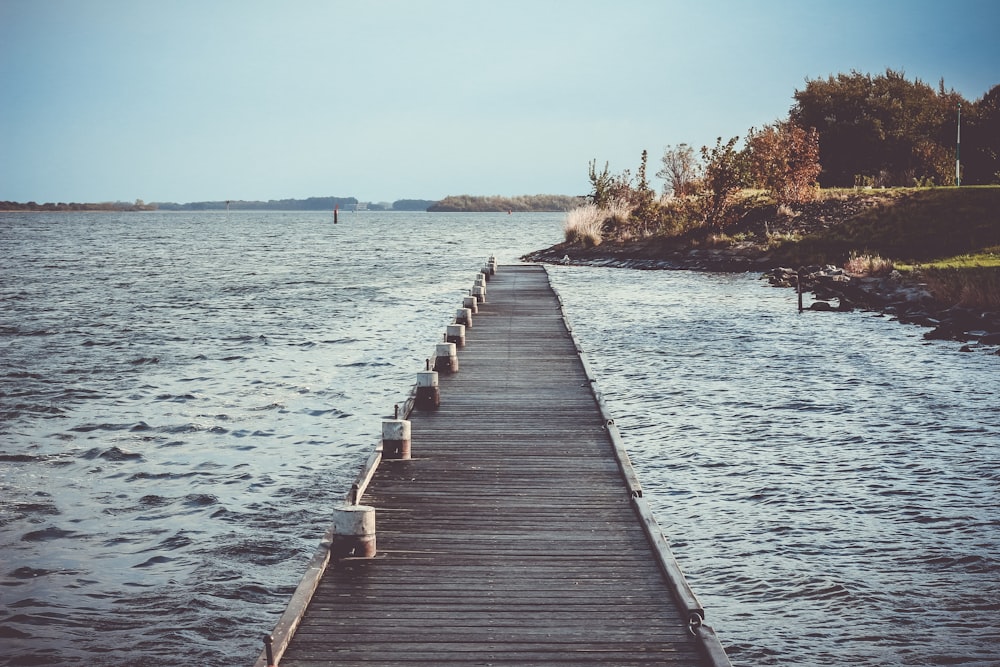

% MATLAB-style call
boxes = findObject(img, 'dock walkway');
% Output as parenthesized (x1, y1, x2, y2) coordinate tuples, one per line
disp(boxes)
(257, 263, 729, 666)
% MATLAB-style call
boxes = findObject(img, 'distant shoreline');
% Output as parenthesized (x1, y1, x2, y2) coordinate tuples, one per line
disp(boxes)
(1, 193, 585, 213)
(0, 202, 156, 212)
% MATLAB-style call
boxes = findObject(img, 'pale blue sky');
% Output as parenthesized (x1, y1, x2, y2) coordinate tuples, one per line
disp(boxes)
(2, 0, 998, 203)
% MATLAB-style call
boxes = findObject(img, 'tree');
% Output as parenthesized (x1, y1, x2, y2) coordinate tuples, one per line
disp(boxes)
(587, 159, 615, 208)
(699, 136, 746, 229)
(964, 84, 1000, 185)
(656, 143, 701, 197)
(745, 121, 821, 203)
(631, 149, 656, 219)
(790, 68, 973, 187)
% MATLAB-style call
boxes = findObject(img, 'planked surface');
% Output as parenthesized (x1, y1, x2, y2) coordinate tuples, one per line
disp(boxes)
(276, 264, 714, 667)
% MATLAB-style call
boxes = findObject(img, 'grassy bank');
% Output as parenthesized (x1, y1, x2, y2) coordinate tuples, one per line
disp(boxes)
(768, 187, 1000, 265)
(769, 187, 1000, 308)
(558, 186, 1000, 308)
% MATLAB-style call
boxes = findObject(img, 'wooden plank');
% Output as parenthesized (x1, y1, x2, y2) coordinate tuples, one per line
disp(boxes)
(259, 264, 728, 667)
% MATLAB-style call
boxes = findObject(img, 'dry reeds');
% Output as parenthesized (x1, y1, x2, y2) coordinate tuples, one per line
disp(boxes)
(844, 252, 894, 276)
(563, 200, 634, 247)
(920, 267, 1000, 309)
(563, 204, 606, 247)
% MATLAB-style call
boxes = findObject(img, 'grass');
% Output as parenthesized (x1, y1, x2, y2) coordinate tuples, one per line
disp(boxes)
(896, 246, 1000, 309)
(844, 252, 895, 276)
(769, 186, 1000, 307)
(896, 247, 1000, 271)
(563, 199, 634, 247)
(563, 203, 605, 247)
(771, 187, 1000, 266)
(917, 267, 1000, 309)
(564, 185, 1000, 308)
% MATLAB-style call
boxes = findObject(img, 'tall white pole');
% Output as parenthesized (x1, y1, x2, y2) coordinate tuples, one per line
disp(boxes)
(956, 103, 961, 187)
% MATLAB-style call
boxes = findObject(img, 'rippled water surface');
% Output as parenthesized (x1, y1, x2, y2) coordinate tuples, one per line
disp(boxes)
(546, 266, 1000, 666)
(2, 211, 998, 666)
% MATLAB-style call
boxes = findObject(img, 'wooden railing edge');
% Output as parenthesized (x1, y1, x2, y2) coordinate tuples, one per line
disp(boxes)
(251, 526, 334, 667)
(255, 261, 730, 666)
(251, 331, 430, 665)
(541, 263, 732, 667)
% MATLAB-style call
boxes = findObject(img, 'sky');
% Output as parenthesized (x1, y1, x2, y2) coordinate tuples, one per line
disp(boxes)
(2, 0, 998, 204)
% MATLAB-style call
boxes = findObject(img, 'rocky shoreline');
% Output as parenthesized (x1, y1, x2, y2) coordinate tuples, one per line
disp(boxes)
(523, 242, 1000, 355)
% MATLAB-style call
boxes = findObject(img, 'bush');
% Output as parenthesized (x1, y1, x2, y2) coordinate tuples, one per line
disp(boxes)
(844, 252, 894, 276)
(563, 204, 606, 247)
(745, 122, 822, 204)
(699, 136, 747, 229)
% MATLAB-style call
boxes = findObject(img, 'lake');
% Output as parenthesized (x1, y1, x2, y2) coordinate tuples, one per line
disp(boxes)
(2, 210, 997, 666)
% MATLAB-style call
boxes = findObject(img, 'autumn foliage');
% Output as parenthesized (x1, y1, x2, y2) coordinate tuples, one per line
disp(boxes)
(576, 69, 998, 242)
(745, 122, 821, 205)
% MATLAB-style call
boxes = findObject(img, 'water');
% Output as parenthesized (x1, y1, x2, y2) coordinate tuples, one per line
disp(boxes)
(2, 211, 997, 666)
(545, 266, 1000, 666)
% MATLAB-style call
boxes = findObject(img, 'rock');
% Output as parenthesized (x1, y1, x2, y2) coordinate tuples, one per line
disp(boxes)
(897, 311, 938, 328)
(924, 323, 970, 342)
(809, 301, 835, 311)
(837, 299, 856, 312)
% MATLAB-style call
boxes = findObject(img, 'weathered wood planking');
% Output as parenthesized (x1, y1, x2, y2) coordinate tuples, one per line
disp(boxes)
(266, 264, 729, 667)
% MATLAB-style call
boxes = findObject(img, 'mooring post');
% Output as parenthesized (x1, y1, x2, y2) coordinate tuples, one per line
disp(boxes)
(382, 417, 412, 459)
(456, 306, 473, 327)
(434, 341, 459, 374)
(446, 323, 466, 348)
(463, 294, 478, 315)
(331, 503, 377, 558)
(796, 274, 804, 312)
(264, 634, 275, 667)
(488, 255, 497, 275)
(415, 369, 440, 410)
(472, 285, 486, 303)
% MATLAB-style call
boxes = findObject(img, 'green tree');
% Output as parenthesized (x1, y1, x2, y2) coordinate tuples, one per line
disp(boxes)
(587, 159, 615, 208)
(964, 84, 1000, 184)
(631, 149, 656, 219)
(791, 69, 971, 187)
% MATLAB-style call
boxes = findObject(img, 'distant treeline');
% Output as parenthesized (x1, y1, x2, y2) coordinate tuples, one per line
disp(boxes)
(0, 200, 156, 212)
(429, 194, 585, 212)
(0, 194, 581, 214)
(153, 197, 441, 211)
(153, 196, 359, 211)
(391, 199, 439, 211)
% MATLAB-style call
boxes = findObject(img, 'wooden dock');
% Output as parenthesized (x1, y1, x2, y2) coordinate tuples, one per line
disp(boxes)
(255, 263, 730, 667)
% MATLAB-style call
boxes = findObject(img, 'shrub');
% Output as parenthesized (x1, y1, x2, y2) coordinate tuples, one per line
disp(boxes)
(844, 252, 894, 276)
(699, 136, 747, 229)
(564, 204, 606, 247)
(745, 122, 821, 204)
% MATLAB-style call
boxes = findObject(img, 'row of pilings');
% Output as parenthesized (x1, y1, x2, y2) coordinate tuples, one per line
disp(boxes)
(258, 256, 499, 667)
(328, 255, 498, 560)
